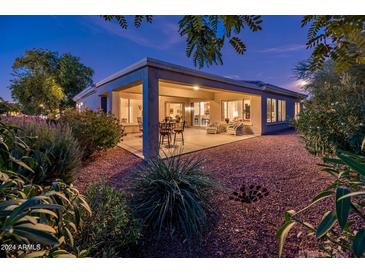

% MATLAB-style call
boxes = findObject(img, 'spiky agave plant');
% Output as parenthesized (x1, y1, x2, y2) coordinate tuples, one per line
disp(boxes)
(131, 154, 215, 240)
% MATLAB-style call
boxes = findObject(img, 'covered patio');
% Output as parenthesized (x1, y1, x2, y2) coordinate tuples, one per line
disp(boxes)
(114, 78, 262, 158)
(119, 127, 259, 158)
(74, 58, 302, 159)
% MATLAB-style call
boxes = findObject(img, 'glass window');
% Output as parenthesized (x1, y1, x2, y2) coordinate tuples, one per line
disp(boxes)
(166, 103, 184, 120)
(222, 100, 244, 121)
(267, 98, 277, 123)
(271, 99, 276, 122)
(243, 99, 251, 120)
(120, 98, 142, 124)
(278, 100, 286, 122)
(129, 99, 142, 124)
(295, 102, 301, 119)
(267, 99, 272, 123)
(120, 98, 129, 124)
(193, 101, 210, 126)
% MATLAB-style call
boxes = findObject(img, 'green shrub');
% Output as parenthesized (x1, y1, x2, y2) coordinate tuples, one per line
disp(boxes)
(0, 121, 91, 258)
(78, 182, 140, 257)
(277, 150, 365, 258)
(131, 155, 215, 240)
(2, 117, 82, 185)
(60, 109, 123, 159)
(294, 62, 365, 155)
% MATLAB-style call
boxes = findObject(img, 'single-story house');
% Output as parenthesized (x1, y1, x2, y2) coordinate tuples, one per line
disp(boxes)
(73, 57, 305, 159)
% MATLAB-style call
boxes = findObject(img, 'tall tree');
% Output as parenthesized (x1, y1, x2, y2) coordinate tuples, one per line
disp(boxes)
(102, 15, 262, 68)
(57, 53, 94, 108)
(10, 49, 94, 114)
(11, 49, 63, 115)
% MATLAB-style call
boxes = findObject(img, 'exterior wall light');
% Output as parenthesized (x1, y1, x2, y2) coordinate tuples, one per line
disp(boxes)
(193, 85, 200, 91)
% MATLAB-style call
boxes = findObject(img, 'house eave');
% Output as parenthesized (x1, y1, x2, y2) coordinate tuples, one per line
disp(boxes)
(73, 57, 305, 101)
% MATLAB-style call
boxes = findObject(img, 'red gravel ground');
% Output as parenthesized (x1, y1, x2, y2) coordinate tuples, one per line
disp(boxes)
(75, 130, 333, 258)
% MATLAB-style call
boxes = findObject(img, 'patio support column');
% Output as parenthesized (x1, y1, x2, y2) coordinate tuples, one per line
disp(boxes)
(142, 67, 159, 159)
(261, 95, 268, 134)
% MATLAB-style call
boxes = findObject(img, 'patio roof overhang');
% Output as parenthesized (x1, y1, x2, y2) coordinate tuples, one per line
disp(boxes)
(73, 57, 307, 101)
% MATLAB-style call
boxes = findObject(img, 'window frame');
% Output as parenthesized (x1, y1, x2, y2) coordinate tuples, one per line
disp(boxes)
(221, 99, 251, 122)
(120, 97, 143, 124)
(266, 98, 277, 123)
(295, 102, 301, 120)
(278, 99, 286, 122)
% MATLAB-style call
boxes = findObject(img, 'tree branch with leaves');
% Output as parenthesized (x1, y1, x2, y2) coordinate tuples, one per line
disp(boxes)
(102, 15, 262, 68)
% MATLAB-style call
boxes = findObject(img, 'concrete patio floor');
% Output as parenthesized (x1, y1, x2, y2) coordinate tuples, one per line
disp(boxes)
(118, 127, 259, 158)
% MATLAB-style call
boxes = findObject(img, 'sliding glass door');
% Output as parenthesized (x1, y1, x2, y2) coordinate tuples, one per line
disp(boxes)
(120, 98, 143, 124)
(165, 102, 184, 120)
(192, 102, 210, 127)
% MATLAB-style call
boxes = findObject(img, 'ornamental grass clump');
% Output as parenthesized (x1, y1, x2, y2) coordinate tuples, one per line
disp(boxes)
(1, 116, 82, 185)
(131, 154, 215, 240)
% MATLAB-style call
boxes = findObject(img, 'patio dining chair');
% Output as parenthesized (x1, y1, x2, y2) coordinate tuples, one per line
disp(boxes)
(173, 120, 185, 145)
(159, 121, 174, 147)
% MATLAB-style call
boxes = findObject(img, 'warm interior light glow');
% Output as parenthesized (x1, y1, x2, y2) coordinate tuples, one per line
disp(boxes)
(193, 85, 200, 91)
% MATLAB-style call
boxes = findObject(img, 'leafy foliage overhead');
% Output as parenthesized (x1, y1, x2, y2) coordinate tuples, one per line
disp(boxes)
(302, 16, 365, 71)
(102, 15, 262, 68)
(103, 15, 153, 29)
(178, 16, 262, 68)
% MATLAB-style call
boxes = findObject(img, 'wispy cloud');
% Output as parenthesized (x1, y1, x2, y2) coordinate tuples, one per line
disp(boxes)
(82, 16, 183, 50)
(256, 44, 306, 54)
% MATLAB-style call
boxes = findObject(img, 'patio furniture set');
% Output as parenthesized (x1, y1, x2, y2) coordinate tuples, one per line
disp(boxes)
(206, 118, 253, 136)
(159, 117, 186, 148)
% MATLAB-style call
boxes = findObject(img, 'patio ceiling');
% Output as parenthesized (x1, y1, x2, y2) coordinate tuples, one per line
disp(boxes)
(114, 80, 253, 100)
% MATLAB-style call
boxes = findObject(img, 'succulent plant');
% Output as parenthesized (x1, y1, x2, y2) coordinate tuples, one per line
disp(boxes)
(229, 184, 269, 205)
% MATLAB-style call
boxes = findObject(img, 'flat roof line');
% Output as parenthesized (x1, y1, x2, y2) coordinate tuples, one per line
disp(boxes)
(74, 57, 306, 101)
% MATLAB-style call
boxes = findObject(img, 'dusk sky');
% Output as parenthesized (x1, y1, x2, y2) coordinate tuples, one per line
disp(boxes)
(0, 16, 311, 101)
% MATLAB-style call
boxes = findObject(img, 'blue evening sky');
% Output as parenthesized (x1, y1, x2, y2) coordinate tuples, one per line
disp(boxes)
(0, 16, 310, 101)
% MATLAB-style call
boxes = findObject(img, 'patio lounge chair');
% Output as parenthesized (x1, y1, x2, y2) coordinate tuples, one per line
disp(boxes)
(206, 122, 227, 134)
(227, 121, 244, 136)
